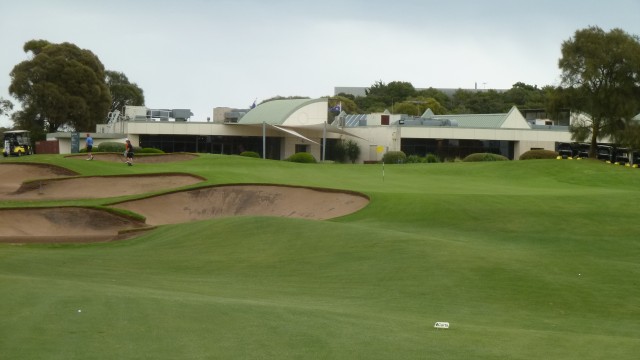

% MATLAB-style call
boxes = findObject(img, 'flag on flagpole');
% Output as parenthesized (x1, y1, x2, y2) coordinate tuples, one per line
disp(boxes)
(250, 98, 257, 109)
(329, 101, 342, 113)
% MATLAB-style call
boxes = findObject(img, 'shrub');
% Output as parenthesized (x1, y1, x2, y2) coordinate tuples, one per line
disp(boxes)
(286, 152, 317, 163)
(463, 153, 509, 162)
(345, 140, 361, 164)
(519, 149, 558, 160)
(406, 155, 425, 163)
(425, 153, 439, 163)
(97, 141, 126, 153)
(332, 141, 347, 163)
(382, 151, 407, 164)
(240, 151, 260, 158)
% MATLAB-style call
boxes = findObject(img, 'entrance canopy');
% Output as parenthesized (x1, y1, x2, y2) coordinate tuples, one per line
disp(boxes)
(270, 125, 319, 145)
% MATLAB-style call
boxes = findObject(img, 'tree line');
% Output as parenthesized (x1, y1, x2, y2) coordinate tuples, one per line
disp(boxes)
(2, 26, 640, 157)
(331, 81, 554, 117)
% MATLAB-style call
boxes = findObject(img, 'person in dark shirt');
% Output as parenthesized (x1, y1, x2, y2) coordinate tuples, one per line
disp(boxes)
(125, 138, 134, 166)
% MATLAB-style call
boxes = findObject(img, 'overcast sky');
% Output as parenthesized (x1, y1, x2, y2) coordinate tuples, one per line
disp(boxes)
(2, 0, 640, 127)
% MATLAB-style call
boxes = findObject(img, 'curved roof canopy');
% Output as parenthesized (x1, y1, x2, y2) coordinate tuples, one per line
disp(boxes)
(238, 98, 328, 126)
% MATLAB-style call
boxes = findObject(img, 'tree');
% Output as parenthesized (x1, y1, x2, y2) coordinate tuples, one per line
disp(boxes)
(0, 97, 14, 131)
(327, 95, 357, 114)
(344, 139, 361, 164)
(450, 89, 507, 114)
(393, 102, 420, 116)
(332, 139, 361, 163)
(105, 70, 145, 113)
(353, 96, 387, 113)
(616, 118, 640, 152)
(9, 40, 111, 133)
(404, 96, 447, 115)
(11, 107, 48, 143)
(0, 97, 13, 117)
(558, 26, 640, 157)
(327, 96, 358, 124)
(415, 87, 451, 110)
(365, 80, 416, 108)
(504, 82, 547, 109)
(0, 98, 13, 129)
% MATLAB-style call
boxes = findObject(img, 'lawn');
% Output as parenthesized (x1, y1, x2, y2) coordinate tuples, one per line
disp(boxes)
(1, 154, 639, 359)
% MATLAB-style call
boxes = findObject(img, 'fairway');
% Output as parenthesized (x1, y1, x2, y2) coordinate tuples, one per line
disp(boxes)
(1, 154, 639, 359)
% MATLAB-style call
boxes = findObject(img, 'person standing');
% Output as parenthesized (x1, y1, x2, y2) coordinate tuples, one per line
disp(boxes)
(85, 133, 94, 160)
(125, 138, 134, 166)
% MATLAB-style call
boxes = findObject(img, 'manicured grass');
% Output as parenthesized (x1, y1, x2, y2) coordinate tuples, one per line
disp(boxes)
(1, 155, 639, 359)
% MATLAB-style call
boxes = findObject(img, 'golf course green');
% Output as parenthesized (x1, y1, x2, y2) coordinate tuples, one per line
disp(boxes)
(1, 154, 639, 359)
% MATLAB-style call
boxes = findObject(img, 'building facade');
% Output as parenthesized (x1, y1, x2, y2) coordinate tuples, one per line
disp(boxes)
(48, 98, 575, 162)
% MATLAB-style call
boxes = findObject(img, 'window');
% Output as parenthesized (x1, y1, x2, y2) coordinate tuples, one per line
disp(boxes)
(295, 144, 308, 153)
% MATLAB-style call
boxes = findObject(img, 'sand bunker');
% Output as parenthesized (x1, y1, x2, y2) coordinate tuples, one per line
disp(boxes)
(0, 207, 150, 243)
(0, 163, 204, 201)
(112, 185, 370, 225)
(0, 163, 78, 196)
(5, 173, 204, 200)
(0, 162, 369, 243)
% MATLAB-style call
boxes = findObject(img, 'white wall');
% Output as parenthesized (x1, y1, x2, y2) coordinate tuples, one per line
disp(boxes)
(501, 107, 532, 129)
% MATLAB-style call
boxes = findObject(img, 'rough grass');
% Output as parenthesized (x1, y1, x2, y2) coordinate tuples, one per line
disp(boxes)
(1, 155, 639, 359)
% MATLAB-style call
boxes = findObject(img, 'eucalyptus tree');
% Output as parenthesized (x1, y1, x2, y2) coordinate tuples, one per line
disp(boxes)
(559, 26, 640, 157)
(9, 40, 111, 133)
(105, 70, 145, 114)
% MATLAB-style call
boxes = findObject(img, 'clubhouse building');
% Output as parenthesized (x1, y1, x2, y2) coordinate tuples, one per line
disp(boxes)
(48, 97, 576, 162)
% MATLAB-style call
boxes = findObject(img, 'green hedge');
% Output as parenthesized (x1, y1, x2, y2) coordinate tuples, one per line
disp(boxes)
(406, 155, 424, 163)
(405, 153, 440, 164)
(519, 149, 558, 160)
(96, 141, 126, 153)
(382, 151, 407, 164)
(286, 152, 317, 163)
(78, 142, 165, 154)
(240, 151, 260, 158)
(425, 153, 439, 163)
(463, 153, 509, 162)
(90, 141, 164, 154)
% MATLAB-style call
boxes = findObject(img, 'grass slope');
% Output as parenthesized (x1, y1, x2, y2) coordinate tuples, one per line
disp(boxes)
(1, 155, 639, 359)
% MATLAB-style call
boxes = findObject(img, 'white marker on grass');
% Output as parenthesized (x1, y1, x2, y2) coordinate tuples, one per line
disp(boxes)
(434, 322, 449, 329)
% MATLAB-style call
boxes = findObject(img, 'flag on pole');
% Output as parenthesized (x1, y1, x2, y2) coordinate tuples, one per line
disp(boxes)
(250, 98, 257, 109)
(329, 101, 342, 113)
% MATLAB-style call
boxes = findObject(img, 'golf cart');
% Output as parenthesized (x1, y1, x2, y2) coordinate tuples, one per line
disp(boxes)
(3, 130, 33, 157)
(596, 144, 614, 162)
(556, 142, 575, 159)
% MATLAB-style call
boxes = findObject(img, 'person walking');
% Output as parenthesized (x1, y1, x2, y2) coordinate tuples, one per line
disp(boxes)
(124, 138, 134, 166)
(85, 133, 94, 160)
